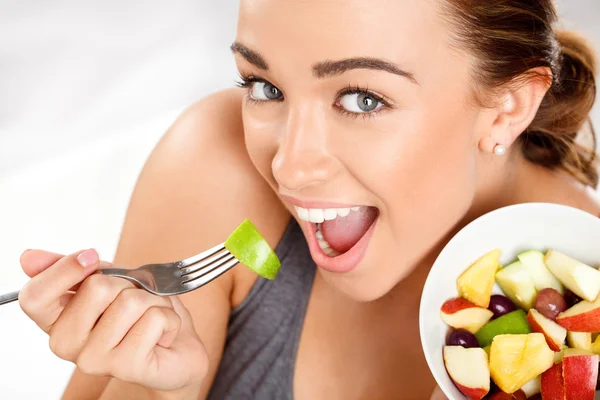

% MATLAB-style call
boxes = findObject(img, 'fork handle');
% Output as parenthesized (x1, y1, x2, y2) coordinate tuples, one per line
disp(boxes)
(0, 290, 19, 306)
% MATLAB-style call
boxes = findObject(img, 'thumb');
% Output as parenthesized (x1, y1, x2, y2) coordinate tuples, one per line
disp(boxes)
(170, 295, 196, 333)
(20, 249, 64, 278)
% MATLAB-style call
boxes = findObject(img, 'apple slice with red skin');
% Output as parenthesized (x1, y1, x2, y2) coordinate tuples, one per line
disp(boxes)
(562, 348, 598, 400)
(443, 346, 490, 400)
(541, 362, 564, 400)
(556, 295, 600, 332)
(527, 309, 567, 351)
(440, 298, 494, 333)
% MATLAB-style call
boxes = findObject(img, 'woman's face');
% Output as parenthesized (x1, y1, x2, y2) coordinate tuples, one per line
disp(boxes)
(234, 0, 491, 300)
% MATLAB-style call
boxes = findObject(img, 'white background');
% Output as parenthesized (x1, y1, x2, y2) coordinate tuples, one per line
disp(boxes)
(0, 1, 598, 398)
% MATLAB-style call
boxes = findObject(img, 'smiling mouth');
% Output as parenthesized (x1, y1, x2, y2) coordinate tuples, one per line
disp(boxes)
(294, 205, 379, 258)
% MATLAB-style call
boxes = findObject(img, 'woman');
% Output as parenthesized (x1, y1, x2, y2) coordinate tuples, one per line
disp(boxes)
(17, 0, 598, 399)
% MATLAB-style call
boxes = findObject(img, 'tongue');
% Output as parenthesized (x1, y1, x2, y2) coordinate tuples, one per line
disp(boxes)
(320, 207, 378, 253)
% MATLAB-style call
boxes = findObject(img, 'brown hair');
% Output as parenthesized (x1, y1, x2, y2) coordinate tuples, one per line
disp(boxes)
(443, 0, 598, 187)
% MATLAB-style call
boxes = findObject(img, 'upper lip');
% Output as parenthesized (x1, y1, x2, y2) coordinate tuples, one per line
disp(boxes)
(280, 194, 367, 209)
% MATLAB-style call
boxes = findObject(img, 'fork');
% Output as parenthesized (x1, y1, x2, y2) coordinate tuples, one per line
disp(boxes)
(0, 242, 239, 306)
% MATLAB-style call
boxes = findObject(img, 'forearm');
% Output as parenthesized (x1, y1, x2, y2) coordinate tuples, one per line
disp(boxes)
(99, 379, 201, 400)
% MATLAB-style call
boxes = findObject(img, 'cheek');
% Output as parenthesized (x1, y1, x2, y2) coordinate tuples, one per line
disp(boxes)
(354, 102, 479, 255)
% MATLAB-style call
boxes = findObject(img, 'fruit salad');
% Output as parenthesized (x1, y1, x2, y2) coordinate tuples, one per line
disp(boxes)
(440, 249, 600, 400)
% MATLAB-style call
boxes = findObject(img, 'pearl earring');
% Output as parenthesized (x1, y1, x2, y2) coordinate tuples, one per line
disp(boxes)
(494, 144, 506, 156)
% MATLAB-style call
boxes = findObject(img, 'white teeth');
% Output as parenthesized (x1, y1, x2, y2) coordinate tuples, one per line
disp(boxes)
(322, 247, 340, 257)
(295, 205, 363, 222)
(296, 206, 309, 221)
(337, 208, 350, 217)
(308, 209, 325, 223)
(324, 209, 337, 220)
(315, 225, 341, 257)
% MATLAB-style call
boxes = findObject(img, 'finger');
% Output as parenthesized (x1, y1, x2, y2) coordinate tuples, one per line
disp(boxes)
(19, 249, 104, 291)
(84, 288, 173, 354)
(110, 307, 182, 384)
(48, 274, 134, 361)
(20, 249, 64, 278)
(19, 249, 100, 331)
(68, 260, 113, 292)
(120, 306, 181, 352)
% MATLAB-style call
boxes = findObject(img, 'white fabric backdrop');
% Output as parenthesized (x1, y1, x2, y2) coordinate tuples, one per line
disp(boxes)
(0, 1, 239, 398)
(0, 1, 597, 398)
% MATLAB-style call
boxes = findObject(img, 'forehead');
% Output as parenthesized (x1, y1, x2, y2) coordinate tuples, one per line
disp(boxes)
(237, 0, 449, 71)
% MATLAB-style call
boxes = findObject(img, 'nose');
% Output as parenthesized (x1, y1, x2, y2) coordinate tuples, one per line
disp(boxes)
(272, 104, 341, 192)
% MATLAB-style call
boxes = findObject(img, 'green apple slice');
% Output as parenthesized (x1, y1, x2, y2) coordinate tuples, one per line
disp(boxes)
(495, 261, 538, 310)
(225, 219, 281, 280)
(475, 310, 532, 348)
(544, 249, 600, 302)
(518, 250, 564, 294)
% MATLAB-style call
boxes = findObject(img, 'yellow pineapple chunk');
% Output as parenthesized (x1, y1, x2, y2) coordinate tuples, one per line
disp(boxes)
(490, 333, 554, 394)
(592, 335, 600, 355)
(456, 249, 502, 308)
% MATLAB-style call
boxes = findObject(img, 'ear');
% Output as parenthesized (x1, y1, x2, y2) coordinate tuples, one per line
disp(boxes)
(479, 67, 552, 154)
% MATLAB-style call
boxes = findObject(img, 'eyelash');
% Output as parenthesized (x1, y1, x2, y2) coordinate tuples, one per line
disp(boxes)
(235, 74, 393, 119)
(235, 75, 283, 106)
(335, 85, 391, 120)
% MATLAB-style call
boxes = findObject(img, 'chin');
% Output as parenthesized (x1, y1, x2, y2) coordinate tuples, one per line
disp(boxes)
(309, 222, 420, 302)
(322, 270, 408, 302)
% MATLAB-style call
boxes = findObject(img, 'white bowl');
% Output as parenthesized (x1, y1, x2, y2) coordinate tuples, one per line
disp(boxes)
(420, 202, 600, 399)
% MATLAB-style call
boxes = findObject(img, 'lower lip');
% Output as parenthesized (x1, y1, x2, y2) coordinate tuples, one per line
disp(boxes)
(303, 216, 378, 273)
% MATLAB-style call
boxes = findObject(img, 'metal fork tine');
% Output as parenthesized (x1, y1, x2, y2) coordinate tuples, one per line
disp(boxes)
(183, 257, 239, 289)
(179, 243, 226, 268)
(1, 243, 241, 302)
(182, 253, 236, 284)
(180, 250, 232, 277)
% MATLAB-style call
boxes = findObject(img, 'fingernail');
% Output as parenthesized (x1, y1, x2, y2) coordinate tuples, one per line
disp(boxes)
(77, 249, 99, 268)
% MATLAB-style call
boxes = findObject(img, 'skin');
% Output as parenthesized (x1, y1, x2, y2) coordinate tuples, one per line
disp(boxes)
(17, 0, 600, 399)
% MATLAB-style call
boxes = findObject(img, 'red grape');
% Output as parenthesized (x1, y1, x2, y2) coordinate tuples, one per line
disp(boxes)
(534, 288, 567, 321)
(446, 329, 479, 348)
(489, 295, 517, 319)
(564, 289, 582, 308)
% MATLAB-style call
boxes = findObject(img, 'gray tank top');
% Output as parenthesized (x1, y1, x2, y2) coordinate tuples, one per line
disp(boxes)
(207, 219, 316, 400)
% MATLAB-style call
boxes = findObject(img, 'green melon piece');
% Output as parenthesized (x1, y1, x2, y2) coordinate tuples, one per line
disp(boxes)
(475, 310, 531, 348)
(225, 219, 281, 280)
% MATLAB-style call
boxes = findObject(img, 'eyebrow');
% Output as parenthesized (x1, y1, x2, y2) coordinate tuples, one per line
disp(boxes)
(231, 42, 269, 70)
(231, 42, 417, 84)
(313, 58, 417, 83)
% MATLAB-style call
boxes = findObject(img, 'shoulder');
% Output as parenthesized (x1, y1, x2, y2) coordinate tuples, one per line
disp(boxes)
(115, 88, 290, 300)
(63, 89, 291, 398)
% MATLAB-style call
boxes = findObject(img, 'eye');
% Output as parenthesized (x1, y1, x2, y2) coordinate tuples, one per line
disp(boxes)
(339, 92, 384, 113)
(250, 81, 283, 101)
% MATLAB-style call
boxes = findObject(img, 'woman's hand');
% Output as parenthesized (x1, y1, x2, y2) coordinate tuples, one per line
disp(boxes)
(18, 249, 209, 395)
